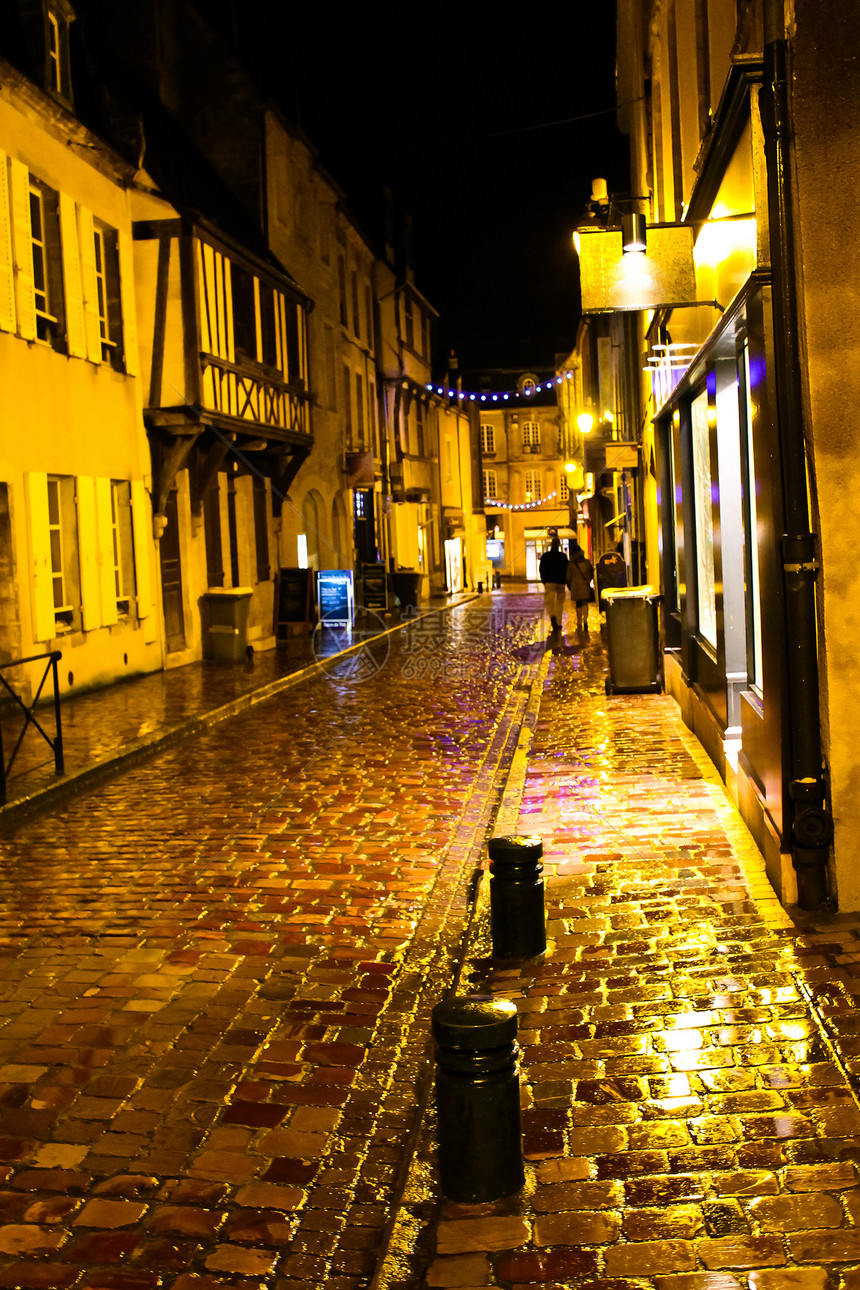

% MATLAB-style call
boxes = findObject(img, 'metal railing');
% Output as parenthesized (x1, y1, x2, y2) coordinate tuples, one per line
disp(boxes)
(0, 651, 64, 805)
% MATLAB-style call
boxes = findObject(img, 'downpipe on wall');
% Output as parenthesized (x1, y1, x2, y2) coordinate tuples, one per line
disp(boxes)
(760, 0, 833, 908)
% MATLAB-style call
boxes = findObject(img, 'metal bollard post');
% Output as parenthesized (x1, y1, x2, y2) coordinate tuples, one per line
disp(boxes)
(488, 834, 546, 959)
(432, 995, 524, 1202)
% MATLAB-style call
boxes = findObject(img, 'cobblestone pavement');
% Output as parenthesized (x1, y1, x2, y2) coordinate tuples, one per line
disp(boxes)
(4, 591, 860, 1290)
(0, 591, 549, 1289)
(0, 593, 475, 813)
(380, 619, 860, 1290)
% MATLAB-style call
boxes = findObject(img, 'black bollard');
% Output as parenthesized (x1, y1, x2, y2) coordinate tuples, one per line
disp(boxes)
(488, 834, 546, 959)
(432, 995, 524, 1202)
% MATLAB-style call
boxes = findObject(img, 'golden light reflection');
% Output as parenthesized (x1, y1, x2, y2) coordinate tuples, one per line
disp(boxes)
(693, 217, 757, 275)
(772, 1021, 810, 1041)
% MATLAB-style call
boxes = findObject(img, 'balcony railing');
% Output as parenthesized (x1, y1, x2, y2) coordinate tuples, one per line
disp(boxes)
(199, 353, 311, 438)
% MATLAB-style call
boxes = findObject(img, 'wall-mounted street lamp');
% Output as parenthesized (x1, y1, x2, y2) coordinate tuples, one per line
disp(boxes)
(576, 412, 595, 434)
(621, 213, 647, 254)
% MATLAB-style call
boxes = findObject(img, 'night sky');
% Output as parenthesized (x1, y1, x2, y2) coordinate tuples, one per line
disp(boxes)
(217, 2, 630, 375)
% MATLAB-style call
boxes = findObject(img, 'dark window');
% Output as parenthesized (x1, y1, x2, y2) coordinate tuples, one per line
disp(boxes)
(47, 474, 80, 631)
(29, 182, 65, 348)
(231, 262, 256, 360)
(404, 294, 414, 349)
(351, 269, 360, 338)
(343, 365, 353, 439)
(259, 283, 278, 368)
(94, 224, 123, 369)
(45, 5, 72, 103)
(355, 372, 364, 445)
(337, 256, 348, 327)
(285, 302, 301, 383)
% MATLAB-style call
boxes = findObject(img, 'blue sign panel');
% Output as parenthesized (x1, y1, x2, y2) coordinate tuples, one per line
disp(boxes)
(317, 569, 354, 628)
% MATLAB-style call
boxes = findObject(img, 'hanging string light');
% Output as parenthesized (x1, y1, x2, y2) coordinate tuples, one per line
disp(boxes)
(428, 372, 574, 402)
(484, 491, 560, 510)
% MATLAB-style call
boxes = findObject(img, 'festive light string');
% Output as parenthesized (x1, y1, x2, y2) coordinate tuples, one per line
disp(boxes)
(428, 372, 574, 402)
(484, 491, 560, 510)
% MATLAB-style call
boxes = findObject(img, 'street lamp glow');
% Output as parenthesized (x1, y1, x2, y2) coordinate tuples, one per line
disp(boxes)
(577, 412, 594, 434)
(564, 461, 576, 473)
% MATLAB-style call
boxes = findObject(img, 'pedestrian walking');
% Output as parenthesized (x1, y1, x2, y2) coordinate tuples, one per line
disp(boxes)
(566, 540, 594, 632)
(539, 536, 568, 633)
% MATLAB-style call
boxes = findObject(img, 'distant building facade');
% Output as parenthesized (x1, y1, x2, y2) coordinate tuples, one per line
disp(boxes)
(476, 374, 569, 581)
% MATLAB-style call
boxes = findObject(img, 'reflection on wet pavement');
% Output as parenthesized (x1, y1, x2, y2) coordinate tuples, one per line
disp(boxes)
(382, 608, 860, 1290)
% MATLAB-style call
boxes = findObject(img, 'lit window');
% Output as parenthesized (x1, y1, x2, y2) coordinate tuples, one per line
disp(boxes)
(522, 421, 541, 448)
(524, 470, 542, 503)
(480, 423, 495, 454)
(483, 469, 497, 500)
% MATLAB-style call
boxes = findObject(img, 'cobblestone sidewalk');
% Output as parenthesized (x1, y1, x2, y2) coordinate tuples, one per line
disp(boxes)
(383, 621, 860, 1290)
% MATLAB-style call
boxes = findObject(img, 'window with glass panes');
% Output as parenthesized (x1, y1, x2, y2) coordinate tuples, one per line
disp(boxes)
(522, 421, 540, 447)
(560, 473, 569, 502)
(480, 423, 495, 454)
(483, 469, 497, 500)
(524, 471, 542, 502)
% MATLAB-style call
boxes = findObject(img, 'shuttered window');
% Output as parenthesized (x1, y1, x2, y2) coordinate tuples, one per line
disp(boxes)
(0, 159, 135, 371)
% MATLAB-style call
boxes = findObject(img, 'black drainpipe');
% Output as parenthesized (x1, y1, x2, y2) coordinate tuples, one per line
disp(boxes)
(759, 0, 832, 907)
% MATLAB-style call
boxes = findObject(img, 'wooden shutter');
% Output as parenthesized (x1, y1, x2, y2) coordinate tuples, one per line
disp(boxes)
(24, 471, 55, 642)
(130, 479, 157, 642)
(76, 205, 101, 363)
(9, 157, 36, 342)
(76, 475, 101, 631)
(0, 151, 16, 334)
(94, 477, 118, 625)
(59, 193, 87, 359)
(117, 230, 138, 376)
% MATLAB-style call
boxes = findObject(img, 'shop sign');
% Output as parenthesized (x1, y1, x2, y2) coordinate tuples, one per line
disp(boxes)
(577, 224, 696, 313)
(317, 569, 354, 628)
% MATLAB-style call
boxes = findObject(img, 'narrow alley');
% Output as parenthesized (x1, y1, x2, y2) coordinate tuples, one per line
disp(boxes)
(1, 591, 860, 1290)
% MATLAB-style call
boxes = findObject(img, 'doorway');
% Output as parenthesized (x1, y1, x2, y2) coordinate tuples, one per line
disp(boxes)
(159, 490, 185, 652)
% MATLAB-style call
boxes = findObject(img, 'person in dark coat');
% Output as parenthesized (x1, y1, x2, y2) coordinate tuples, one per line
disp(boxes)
(566, 541, 594, 632)
(539, 537, 568, 633)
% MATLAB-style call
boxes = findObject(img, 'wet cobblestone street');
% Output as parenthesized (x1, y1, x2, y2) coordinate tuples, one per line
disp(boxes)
(3, 589, 860, 1290)
(382, 610, 860, 1290)
(0, 594, 544, 1289)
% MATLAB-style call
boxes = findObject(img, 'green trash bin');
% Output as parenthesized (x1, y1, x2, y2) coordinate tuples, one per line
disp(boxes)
(202, 588, 253, 662)
(603, 585, 662, 695)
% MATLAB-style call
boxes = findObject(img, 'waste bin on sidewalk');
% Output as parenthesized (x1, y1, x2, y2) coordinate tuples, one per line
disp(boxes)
(595, 551, 628, 611)
(201, 588, 253, 661)
(391, 570, 421, 611)
(603, 585, 662, 695)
